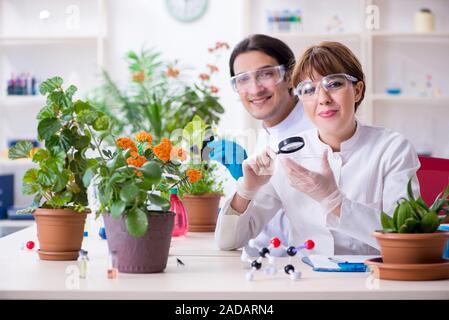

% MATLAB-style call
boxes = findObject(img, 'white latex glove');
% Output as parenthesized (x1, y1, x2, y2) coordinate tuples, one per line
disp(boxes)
(236, 147, 276, 200)
(280, 150, 342, 213)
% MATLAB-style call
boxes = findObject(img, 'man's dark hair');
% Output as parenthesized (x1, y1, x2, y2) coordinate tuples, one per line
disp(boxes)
(229, 34, 295, 78)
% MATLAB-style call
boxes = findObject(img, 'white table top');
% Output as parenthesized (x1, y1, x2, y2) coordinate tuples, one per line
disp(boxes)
(1, 225, 449, 300)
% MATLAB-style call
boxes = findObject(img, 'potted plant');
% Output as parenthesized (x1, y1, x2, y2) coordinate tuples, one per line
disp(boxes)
(179, 162, 224, 232)
(88, 42, 228, 139)
(8, 76, 110, 261)
(178, 115, 224, 232)
(373, 178, 449, 265)
(84, 130, 202, 273)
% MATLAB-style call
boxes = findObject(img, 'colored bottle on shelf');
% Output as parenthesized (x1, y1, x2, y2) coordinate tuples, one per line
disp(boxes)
(170, 188, 188, 237)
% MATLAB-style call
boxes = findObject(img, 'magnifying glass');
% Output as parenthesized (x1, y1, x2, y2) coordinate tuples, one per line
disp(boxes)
(276, 136, 305, 154)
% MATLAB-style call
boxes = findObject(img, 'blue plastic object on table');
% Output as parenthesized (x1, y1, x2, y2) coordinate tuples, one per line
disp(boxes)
(99, 227, 107, 240)
(438, 225, 449, 259)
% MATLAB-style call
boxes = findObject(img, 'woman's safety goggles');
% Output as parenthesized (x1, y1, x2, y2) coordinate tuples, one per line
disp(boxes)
(294, 73, 358, 101)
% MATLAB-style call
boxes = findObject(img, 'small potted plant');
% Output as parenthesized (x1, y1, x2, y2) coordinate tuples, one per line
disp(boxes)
(373, 178, 449, 265)
(180, 162, 224, 232)
(177, 115, 224, 232)
(85, 130, 202, 273)
(8, 77, 110, 261)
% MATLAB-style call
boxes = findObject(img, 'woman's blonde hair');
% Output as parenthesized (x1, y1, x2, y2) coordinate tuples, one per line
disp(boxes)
(292, 41, 366, 111)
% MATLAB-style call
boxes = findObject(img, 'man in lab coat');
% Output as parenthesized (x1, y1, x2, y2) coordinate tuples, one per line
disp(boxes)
(208, 34, 314, 255)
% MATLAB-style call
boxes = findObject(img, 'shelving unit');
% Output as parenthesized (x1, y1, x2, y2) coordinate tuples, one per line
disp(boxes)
(0, 0, 107, 151)
(0, 0, 107, 214)
(244, 0, 449, 158)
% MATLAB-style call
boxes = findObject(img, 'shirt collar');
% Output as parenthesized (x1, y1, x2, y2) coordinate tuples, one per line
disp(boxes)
(262, 100, 303, 136)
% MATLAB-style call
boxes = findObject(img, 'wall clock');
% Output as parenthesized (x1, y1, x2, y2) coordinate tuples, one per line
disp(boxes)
(166, 0, 209, 23)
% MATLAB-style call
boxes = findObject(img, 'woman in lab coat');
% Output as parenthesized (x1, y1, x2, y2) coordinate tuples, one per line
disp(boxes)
(215, 42, 420, 256)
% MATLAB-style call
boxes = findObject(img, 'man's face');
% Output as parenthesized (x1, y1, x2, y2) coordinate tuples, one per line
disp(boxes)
(232, 51, 292, 123)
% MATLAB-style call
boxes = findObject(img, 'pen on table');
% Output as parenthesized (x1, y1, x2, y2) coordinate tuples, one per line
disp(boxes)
(328, 257, 347, 264)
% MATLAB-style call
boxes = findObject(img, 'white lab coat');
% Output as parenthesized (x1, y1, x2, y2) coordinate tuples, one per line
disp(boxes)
(215, 122, 421, 256)
(219, 100, 313, 256)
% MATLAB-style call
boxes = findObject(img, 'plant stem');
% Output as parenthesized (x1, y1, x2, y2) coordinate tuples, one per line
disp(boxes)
(88, 126, 107, 164)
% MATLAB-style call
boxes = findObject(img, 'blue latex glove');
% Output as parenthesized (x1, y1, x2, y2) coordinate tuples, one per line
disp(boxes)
(207, 139, 248, 180)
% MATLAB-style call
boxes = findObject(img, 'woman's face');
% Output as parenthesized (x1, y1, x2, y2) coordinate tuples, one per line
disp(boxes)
(299, 70, 364, 138)
(233, 51, 293, 125)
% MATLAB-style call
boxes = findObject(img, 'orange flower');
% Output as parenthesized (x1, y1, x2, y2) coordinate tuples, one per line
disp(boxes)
(170, 146, 187, 162)
(117, 137, 138, 152)
(127, 151, 146, 168)
(153, 137, 172, 162)
(209, 86, 219, 94)
(199, 73, 210, 81)
(132, 70, 145, 83)
(166, 67, 180, 78)
(134, 169, 143, 177)
(135, 131, 153, 145)
(207, 64, 219, 73)
(186, 168, 202, 183)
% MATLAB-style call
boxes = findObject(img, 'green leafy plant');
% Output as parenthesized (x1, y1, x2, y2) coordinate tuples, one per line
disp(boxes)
(180, 161, 224, 196)
(8, 77, 110, 213)
(83, 131, 203, 237)
(88, 42, 228, 139)
(381, 178, 449, 233)
(178, 115, 224, 196)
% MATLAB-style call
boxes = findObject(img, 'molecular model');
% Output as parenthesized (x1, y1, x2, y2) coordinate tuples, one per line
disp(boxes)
(241, 237, 315, 281)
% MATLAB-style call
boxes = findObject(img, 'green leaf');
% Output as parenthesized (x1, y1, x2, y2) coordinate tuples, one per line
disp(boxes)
(120, 184, 140, 203)
(99, 184, 113, 204)
(22, 169, 40, 195)
(125, 207, 148, 237)
(139, 161, 162, 182)
(32, 149, 49, 163)
(66, 85, 78, 100)
(399, 217, 419, 233)
(74, 100, 91, 114)
(406, 177, 415, 201)
(111, 200, 126, 219)
(77, 109, 98, 125)
(73, 134, 91, 150)
(38, 118, 61, 141)
(23, 168, 39, 184)
(381, 211, 394, 231)
(8, 141, 33, 159)
(53, 171, 69, 193)
(397, 201, 414, 229)
(37, 170, 54, 187)
(39, 76, 63, 95)
(147, 193, 170, 211)
(82, 167, 95, 188)
(421, 211, 440, 233)
(93, 115, 110, 131)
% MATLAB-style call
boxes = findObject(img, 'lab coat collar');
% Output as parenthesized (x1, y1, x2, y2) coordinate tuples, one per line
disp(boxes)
(340, 119, 362, 151)
(262, 100, 304, 136)
(312, 119, 363, 153)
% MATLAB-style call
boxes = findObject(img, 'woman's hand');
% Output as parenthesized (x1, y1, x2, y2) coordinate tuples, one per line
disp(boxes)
(280, 150, 342, 214)
(236, 147, 276, 200)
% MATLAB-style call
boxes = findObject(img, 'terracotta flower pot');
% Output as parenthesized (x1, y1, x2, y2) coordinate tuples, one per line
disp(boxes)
(373, 231, 449, 264)
(103, 211, 175, 273)
(183, 193, 221, 232)
(33, 208, 88, 261)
